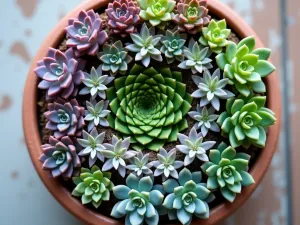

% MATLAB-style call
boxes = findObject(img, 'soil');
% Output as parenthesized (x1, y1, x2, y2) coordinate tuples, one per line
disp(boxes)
(36, 11, 261, 224)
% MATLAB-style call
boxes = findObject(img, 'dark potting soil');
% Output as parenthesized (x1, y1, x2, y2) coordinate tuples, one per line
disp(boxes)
(36, 11, 261, 224)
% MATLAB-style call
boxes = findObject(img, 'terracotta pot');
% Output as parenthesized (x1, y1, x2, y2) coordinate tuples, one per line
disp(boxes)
(22, 0, 281, 224)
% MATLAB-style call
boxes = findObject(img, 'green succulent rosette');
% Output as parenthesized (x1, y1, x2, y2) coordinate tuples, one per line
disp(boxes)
(216, 36, 276, 97)
(217, 95, 276, 148)
(106, 64, 192, 151)
(201, 142, 255, 202)
(71, 165, 114, 208)
(199, 19, 231, 54)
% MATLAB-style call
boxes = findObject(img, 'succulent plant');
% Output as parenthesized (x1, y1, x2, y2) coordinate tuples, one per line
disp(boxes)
(66, 10, 108, 56)
(176, 127, 215, 166)
(160, 30, 186, 64)
(77, 128, 106, 167)
(98, 40, 132, 74)
(201, 142, 255, 202)
(188, 105, 220, 137)
(199, 19, 231, 54)
(40, 136, 81, 178)
(127, 152, 154, 177)
(35, 48, 85, 99)
(72, 165, 114, 208)
(84, 99, 110, 132)
(191, 69, 234, 111)
(178, 38, 212, 74)
(173, 0, 211, 34)
(106, 0, 141, 37)
(126, 23, 162, 67)
(138, 0, 176, 28)
(163, 168, 214, 224)
(44, 98, 85, 139)
(217, 95, 276, 148)
(216, 36, 276, 97)
(152, 148, 184, 180)
(79, 66, 114, 99)
(111, 174, 164, 225)
(106, 64, 192, 151)
(100, 135, 137, 177)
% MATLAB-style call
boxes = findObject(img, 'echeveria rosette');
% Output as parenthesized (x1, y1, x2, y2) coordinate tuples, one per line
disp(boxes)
(77, 128, 106, 168)
(199, 19, 231, 54)
(98, 40, 132, 74)
(191, 69, 234, 111)
(163, 168, 214, 225)
(84, 99, 110, 132)
(66, 10, 108, 56)
(173, 0, 211, 34)
(138, 0, 176, 28)
(126, 23, 162, 67)
(176, 127, 215, 166)
(160, 30, 186, 64)
(188, 105, 220, 137)
(106, 0, 141, 37)
(152, 148, 184, 180)
(178, 38, 212, 74)
(79, 66, 114, 100)
(72, 166, 114, 208)
(40, 136, 81, 179)
(100, 135, 137, 177)
(127, 152, 154, 177)
(106, 64, 192, 151)
(217, 95, 276, 148)
(111, 174, 164, 225)
(216, 36, 276, 97)
(44, 98, 85, 139)
(201, 142, 255, 202)
(35, 48, 85, 99)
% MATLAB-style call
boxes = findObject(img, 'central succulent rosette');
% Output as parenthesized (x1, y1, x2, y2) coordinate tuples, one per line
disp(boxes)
(107, 64, 192, 151)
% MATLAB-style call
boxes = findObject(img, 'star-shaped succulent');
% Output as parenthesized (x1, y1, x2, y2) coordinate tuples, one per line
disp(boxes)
(176, 127, 216, 166)
(126, 152, 154, 177)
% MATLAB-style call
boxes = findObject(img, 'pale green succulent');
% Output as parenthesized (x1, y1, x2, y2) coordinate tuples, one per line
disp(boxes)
(126, 23, 162, 67)
(176, 127, 215, 166)
(138, 0, 176, 28)
(216, 36, 276, 96)
(98, 40, 132, 74)
(178, 38, 212, 74)
(111, 174, 164, 225)
(127, 152, 154, 177)
(191, 69, 234, 111)
(199, 19, 231, 54)
(162, 168, 215, 225)
(160, 30, 186, 64)
(217, 95, 276, 148)
(72, 165, 114, 208)
(79, 66, 114, 99)
(201, 142, 255, 202)
(100, 135, 137, 177)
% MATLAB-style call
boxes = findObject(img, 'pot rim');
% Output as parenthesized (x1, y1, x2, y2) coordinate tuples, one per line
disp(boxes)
(22, 0, 281, 224)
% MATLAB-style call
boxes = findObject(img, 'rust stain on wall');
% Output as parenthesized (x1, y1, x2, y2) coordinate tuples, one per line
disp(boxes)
(16, 0, 38, 18)
(0, 95, 12, 111)
(9, 42, 31, 63)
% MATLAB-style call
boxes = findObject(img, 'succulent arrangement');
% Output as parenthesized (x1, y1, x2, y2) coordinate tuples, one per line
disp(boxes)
(35, 1, 277, 224)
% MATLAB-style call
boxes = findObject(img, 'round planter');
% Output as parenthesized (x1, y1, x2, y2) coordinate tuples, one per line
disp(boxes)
(23, 0, 281, 224)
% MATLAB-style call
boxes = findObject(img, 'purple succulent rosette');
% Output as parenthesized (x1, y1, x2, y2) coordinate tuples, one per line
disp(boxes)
(35, 48, 85, 99)
(44, 98, 85, 139)
(40, 136, 81, 178)
(66, 10, 108, 56)
(106, 0, 141, 37)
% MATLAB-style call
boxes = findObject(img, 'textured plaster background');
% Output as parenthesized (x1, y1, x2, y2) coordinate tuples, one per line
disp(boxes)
(0, 0, 297, 224)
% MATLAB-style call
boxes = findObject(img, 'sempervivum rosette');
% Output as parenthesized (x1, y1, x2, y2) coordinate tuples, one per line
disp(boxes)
(40, 136, 81, 178)
(106, 0, 141, 37)
(35, 48, 85, 99)
(66, 10, 108, 56)
(44, 98, 85, 139)
(106, 64, 192, 151)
